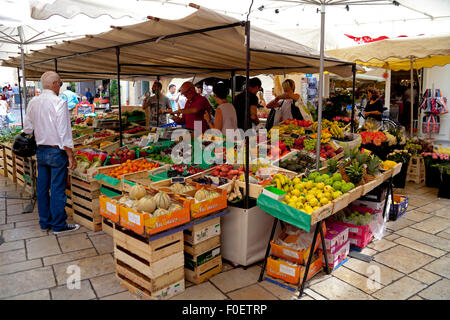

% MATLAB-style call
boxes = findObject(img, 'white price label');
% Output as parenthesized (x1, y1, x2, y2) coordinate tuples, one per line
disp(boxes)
(279, 264, 296, 277)
(283, 248, 299, 259)
(212, 247, 221, 257)
(106, 202, 117, 215)
(127, 211, 141, 226)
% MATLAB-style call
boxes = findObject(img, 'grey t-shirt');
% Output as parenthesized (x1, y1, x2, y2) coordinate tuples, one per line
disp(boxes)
(146, 94, 172, 126)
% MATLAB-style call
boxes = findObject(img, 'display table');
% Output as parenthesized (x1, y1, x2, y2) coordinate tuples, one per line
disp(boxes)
(257, 165, 401, 298)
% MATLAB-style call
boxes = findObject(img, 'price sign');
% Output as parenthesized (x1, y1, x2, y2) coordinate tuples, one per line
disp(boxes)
(171, 177, 185, 184)
(290, 133, 300, 139)
(75, 104, 95, 116)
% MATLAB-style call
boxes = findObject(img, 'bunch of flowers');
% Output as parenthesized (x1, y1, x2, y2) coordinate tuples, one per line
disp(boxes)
(387, 149, 412, 164)
(332, 116, 351, 123)
(405, 140, 423, 156)
(360, 131, 386, 146)
(422, 152, 449, 161)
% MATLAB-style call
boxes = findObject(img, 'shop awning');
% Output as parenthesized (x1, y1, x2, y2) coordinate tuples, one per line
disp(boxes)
(1, 5, 354, 81)
(326, 35, 450, 71)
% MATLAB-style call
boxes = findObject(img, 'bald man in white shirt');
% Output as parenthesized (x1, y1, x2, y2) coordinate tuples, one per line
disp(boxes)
(24, 71, 79, 234)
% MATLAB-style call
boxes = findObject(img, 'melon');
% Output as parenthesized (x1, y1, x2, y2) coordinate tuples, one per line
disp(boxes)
(153, 208, 169, 217)
(194, 189, 208, 201)
(137, 196, 156, 213)
(171, 183, 184, 193)
(181, 185, 196, 193)
(154, 192, 171, 209)
(168, 204, 182, 212)
(129, 185, 146, 200)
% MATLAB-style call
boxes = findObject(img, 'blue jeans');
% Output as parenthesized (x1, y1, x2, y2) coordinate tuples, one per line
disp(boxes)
(36, 146, 69, 231)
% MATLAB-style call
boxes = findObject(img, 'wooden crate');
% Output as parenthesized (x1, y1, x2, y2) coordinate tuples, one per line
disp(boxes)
(185, 255, 222, 285)
(65, 187, 73, 217)
(117, 270, 185, 300)
(101, 216, 114, 237)
(184, 235, 221, 268)
(3, 143, 16, 183)
(113, 226, 184, 279)
(184, 217, 221, 245)
(0, 144, 6, 177)
(71, 175, 102, 232)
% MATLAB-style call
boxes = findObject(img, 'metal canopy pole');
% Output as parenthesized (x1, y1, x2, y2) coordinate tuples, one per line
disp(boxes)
(410, 57, 414, 137)
(18, 26, 28, 112)
(156, 75, 160, 127)
(231, 70, 236, 99)
(315, 4, 326, 170)
(351, 64, 356, 133)
(17, 68, 23, 127)
(116, 47, 123, 146)
(244, 21, 251, 209)
(54, 59, 58, 72)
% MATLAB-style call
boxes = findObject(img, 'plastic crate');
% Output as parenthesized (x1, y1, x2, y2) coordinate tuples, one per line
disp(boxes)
(389, 195, 408, 221)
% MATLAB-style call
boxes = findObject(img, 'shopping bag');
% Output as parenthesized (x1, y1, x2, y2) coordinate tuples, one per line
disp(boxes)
(422, 114, 440, 134)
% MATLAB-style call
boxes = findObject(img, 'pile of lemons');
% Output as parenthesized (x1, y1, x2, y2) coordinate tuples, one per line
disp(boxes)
(282, 177, 344, 215)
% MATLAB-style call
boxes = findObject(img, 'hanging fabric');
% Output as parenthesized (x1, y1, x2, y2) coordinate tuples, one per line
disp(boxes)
(422, 114, 440, 134)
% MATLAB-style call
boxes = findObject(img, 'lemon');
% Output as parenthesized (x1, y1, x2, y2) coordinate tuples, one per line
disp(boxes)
(320, 197, 329, 205)
(294, 183, 303, 191)
(299, 196, 307, 203)
(303, 205, 313, 214)
(291, 189, 301, 197)
(296, 202, 304, 210)
(293, 177, 301, 184)
(308, 197, 319, 207)
(323, 192, 333, 201)
(323, 185, 334, 193)
(305, 181, 314, 190)
(305, 194, 314, 202)
(312, 206, 320, 211)
(316, 182, 325, 190)
(290, 195, 298, 202)
(315, 191, 323, 199)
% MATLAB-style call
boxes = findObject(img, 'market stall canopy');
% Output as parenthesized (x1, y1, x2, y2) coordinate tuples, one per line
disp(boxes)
(326, 34, 450, 71)
(1, 5, 354, 81)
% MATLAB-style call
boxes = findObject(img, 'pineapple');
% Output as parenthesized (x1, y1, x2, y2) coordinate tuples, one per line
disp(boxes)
(344, 147, 359, 160)
(355, 152, 369, 166)
(367, 155, 381, 176)
(345, 161, 364, 184)
(327, 159, 338, 174)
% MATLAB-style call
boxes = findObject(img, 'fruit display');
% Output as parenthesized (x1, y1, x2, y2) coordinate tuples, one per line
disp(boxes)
(381, 160, 397, 170)
(225, 177, 242, 202)
(146, 152, 173, 164)
(210, 164, 244, 180)
(74, 148, 108, 174)
(330, 123, 344, 139)
(194, 188, 221, 202)
(107, 147, 138, 164)
(124, 127, 147, 135)
(334, 207, 375, 226)
(107, 159, 160, 179)
(310, 129, 332, 144)
(281, 177, 342, 214)
(267, 141, 290, 160)
(279, 151, 316, 173)
(191, 176, 229, 187)
(281, 119, 313, 128)
(303, 138, 316, 151)
(169, 183, 196, 194)
(116, 188, 180, 217)
(306, 171, 355, 194)
(167, 164, 207, 177)
(345, 161, 365, 185)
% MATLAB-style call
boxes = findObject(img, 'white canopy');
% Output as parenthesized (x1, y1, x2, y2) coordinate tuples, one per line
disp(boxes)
(2, 5, 354, 81)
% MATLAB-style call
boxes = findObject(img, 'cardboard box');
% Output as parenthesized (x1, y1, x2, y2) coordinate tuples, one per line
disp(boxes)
(184, 217, 221, 245)
(323, 222, 348, 252)
(266, 253, 323, 285)
(99, 195, 121, 223)
(270, 224, 325, 265)
(323, 240, 350, 269)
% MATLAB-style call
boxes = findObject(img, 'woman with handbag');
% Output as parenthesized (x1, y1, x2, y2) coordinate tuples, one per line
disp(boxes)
(265, 79, 302, 130)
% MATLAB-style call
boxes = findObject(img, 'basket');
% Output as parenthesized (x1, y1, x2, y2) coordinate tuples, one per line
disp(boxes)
(389, 195, 408, 221)
(332, 133, 362, 151)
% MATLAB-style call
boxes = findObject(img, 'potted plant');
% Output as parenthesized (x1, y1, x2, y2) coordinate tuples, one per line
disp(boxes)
(422, 152, 449, 188)
(387, 149, 412, 188)
(434, 163, 450, 199)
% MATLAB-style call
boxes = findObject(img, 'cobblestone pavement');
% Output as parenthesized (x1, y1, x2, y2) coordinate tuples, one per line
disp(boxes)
(0, 175, 449, 300)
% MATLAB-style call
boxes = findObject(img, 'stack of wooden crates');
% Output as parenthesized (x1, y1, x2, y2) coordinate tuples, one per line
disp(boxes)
(184, 216, 223, 284)
(113, 225, 186, 300)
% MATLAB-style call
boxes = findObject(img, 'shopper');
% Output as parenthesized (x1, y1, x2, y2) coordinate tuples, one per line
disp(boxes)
(13, 83, 19, 107)
(233, 77, 261, 130)
(266, 79, 302, 129)
(204, 82, 237, 135)
(364, 88, 384, 122)
(84, 87, 93, 104)
(170, 81, 211, 133)
(79, 96, 90, 105)
(166, 84, 179, 112)
(23, 71, 79, 234)
(257, 88, 267, 108)
(95, 85, 107, 98)
(143, 81, 172, 127)
(0, 99, 9, 129)
(61, 86, 79, 111)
